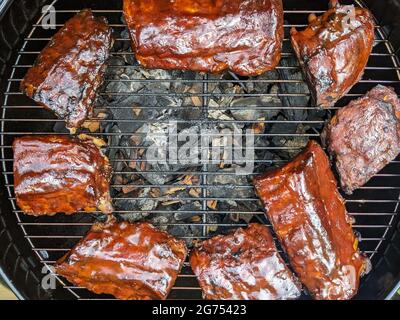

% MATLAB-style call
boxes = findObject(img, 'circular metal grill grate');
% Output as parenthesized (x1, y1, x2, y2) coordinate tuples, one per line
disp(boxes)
(1, 0, 400, 299)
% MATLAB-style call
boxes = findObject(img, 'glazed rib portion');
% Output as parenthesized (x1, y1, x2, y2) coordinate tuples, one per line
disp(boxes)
(56, 220, 188, 300)
(123, 0, 283, 76)
(20, 9, 113, 130)
(290, 0, 375, 108)
(13, 135, 113, 216)
(190, 223, 301, 300)
(254, 141, 369, 300)
(322, 85, 400, 194)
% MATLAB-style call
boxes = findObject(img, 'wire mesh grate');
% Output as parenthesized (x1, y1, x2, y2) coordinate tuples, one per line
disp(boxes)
(1, 0, 400, 299)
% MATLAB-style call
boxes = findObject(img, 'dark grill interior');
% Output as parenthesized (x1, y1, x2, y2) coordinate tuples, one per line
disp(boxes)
(0, 0, 400, 299)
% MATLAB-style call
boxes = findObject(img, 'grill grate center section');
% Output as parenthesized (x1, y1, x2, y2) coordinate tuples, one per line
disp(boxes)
(1, 0, 400, 299)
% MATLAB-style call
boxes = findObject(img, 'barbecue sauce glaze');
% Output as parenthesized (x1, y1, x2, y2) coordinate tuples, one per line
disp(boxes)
(56, 220, 187, 300)
(322, 85, 400, 194)
(291, 0, 375, 107)
(13, 135, 113, 215)
(123, 0, 283, 76)
(254, 141, 369, 300)
(190, 223, 302, 300)
(20, 9, 113, 130)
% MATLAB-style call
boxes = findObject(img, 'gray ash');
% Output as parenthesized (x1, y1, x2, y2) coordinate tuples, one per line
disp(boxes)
(79, 26, 324, 246)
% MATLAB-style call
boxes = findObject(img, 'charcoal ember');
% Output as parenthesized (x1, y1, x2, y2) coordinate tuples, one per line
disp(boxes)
(125, 122, 189, 185)
(98, 35, 318, 248)
(177, 224, 203, 247)
(113, 29, 131, 52)
(105, 63, 182, 114)
(169, 219, 203, 241)
(136, 123, 202, 185)
(106, 56, 126, 69)
(168, 224, 191, 238)
(142, 170, 173, 185)
(306, 107, 328, 130)
(206, 73, 243, 108)
(269, 117, 309, 159)
(107, 125, 123, 159)
(114, 188, 156, 221)
(53, 121, 69, 133)
(207, 110, 244, 133)
(254, 138, 272, 164)
(268, 115, 298, 135)
(173, 106, 202, 120)
(255, 132, 270, 147)
(179, 81, 202, 106)
(149, 210, 202, 246)
(229, 69, 281, 96)
(278, 33, 310, 121)
(219, 77, 241, 96)
(174, 201, 202, 221)
(238, 196, 263, 214)
(171, 80, 204, 119)
(150, 214, 170, 231)
(117, 210, 150, 223)
(204, 212, 222, 235)
(139, 68, 172, 88)
(229, 86, 281, 121)
(215, 199, 237, 212)
(105, 72, 143, 97)
(229, 204, 259, 224)
(107, 126, 136, 184)
(254, 148, 279, 175)
(253, 70, 280, 92)
(172, 71, 202, 99)
(206, 73, 224, 94)
(161, 188, 202, 206)
(279, 136, 309, 159)
(207, 169, 253, 199)
(109, 100, 159, 133)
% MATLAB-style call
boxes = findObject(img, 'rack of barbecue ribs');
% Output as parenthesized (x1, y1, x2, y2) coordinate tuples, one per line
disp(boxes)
(123, 0, 283, 76)
(190, 223, 302, 300)
(290, 0, 375, 108)
(20, 9, 113, 131)
(56, 220, 187, 300)
(322, 85, 400, 194)
(253, 141, 370, 300)
(13, 135, 113, 216)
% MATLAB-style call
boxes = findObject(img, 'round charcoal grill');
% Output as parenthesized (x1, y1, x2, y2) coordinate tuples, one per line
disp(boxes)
(0, 0, 400, 300)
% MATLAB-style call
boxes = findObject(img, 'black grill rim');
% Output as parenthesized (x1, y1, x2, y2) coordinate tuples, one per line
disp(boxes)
(0, 0, 399, 300)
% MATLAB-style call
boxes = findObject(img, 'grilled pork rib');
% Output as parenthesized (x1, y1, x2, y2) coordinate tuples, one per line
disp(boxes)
(13, 135, 113, 215)
(290, 0, 375, 108)
(322, 85, 400, 194)
(254, 141, 369, 300)
(123, 0, 283, 76)
(190, 223, 302, 300)
(20, 9, 113, 131)
(56, 220, 187, 300)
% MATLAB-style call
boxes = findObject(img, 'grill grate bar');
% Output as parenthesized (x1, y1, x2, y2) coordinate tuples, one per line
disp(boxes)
(5, 92, 382, 97)
(30, 247, 379, 254)
(14, 24, 376, 28)
(26, 236, 386, 241)
(5, 171, 400, 177)
(10, 209, 398, 216)
(5, 183, 400, 190)
(8, 78, 400, 84)
(1, 0, 399, 300)
(23, 36, 393, 44)
(11, 65, 400, 71)
(13, 52, 399, 58)
(17, 222, 392, 228)
(30, 10, 328, 13)
(8, 196, 400, 203)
